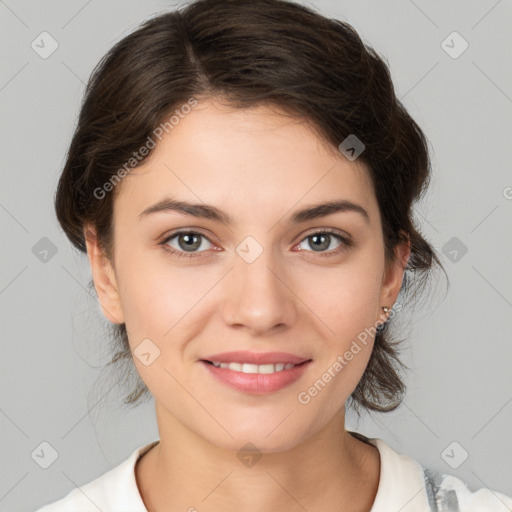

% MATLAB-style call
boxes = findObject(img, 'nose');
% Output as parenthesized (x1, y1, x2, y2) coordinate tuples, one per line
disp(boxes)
(221, 247, 297, 335)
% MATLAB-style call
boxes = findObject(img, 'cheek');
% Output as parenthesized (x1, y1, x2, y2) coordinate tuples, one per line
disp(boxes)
(114, 245, 176, 343)
(289, 251, 383, 397)
(293, 251, 384, 339)
(115, 246, 219, 348)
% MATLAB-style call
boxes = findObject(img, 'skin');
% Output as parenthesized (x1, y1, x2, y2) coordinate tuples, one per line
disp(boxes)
(84, 97, 410, 512)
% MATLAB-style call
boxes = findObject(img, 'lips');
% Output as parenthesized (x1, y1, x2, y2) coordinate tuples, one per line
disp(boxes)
(200, 350, 311, 366)
(207, 361, 298, 374)
(198, 351, 313, 394)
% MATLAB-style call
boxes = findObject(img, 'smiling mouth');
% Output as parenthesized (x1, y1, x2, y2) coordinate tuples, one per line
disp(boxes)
(201, 360, 311, 374)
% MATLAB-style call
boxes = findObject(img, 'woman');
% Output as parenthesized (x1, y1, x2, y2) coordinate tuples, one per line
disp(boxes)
(35, 0, 511, 510)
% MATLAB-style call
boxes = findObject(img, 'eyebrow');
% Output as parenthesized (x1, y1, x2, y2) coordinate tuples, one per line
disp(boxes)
(138, 197, 370, 225)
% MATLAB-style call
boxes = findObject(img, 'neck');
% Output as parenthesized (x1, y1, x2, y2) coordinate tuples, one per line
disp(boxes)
(136, 406, 380, 512)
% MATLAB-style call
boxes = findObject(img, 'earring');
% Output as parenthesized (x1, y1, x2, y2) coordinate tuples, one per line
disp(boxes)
(377, 306, 391, 330)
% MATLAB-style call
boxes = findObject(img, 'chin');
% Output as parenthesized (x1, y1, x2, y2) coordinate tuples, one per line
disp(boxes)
(198, 415, 311, 455)
(214, 432, 304, 455)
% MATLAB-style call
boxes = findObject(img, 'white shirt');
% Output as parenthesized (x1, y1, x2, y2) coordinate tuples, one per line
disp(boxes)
(34, 434, 512, 511)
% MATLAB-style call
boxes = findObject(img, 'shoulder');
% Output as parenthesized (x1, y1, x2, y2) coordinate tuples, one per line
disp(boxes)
(33, 441, 158, 512)
(350, 432, 512, 512)
(422, 466, 512, 512)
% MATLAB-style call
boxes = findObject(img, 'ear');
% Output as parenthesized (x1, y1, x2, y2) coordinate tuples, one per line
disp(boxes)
(84, 223, 125, 325)
(378, 232, 411, 322)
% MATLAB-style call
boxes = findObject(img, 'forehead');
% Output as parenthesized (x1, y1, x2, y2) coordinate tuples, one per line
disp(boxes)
(113, 98, 378, 226)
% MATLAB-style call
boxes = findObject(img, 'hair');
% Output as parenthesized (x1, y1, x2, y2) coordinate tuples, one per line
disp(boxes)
(55, 0, 446, 414)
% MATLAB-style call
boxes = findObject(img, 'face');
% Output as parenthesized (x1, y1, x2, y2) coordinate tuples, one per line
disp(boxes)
(85, 97, 409, 453)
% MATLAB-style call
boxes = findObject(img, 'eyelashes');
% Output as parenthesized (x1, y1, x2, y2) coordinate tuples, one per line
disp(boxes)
(159, 228, 353, 260)
(161, 231, 213, 258)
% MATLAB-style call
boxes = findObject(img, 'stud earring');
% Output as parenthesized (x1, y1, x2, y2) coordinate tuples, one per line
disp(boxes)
(377, 306, 391, 331)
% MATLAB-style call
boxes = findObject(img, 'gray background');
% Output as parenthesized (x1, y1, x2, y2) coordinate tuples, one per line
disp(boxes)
(1, 0, 511, 510)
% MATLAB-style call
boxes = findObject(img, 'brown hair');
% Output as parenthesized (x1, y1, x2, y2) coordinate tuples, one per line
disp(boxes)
(55, 0, 446, 413)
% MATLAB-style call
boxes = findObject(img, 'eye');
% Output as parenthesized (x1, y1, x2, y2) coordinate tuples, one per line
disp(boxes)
(159, 228, 352, 260)
(160, 231, 214, 258)
(296, 229, 352, 256)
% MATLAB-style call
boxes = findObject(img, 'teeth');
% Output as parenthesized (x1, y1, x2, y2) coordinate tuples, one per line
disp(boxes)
(243, 363, 260, 373)
(210, 361, 297, 373)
